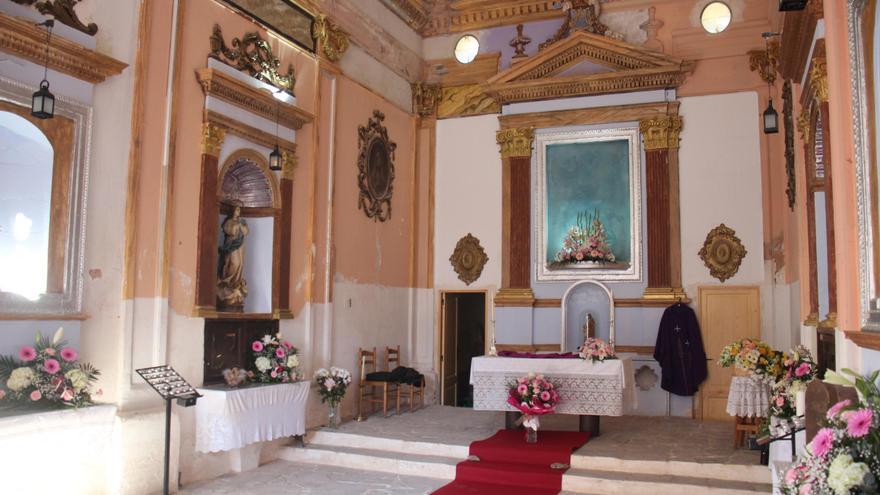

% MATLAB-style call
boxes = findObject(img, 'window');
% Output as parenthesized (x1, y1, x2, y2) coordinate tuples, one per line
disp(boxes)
(701, 2, 732, 34)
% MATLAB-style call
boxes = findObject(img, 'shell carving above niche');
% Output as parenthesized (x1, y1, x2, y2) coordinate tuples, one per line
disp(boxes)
(449, 234, 489, 285)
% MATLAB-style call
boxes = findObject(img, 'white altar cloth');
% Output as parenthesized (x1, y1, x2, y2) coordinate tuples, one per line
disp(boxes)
(726, 375, 770, 417)
(195, 381, 309, 453)
(470, 356, 635, 416)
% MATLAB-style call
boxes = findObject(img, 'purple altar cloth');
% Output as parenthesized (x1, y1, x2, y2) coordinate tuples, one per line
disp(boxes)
(496, 351, 580, 359)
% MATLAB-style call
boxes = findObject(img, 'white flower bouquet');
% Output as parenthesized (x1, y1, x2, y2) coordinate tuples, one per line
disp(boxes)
(314, 367, 351, 407)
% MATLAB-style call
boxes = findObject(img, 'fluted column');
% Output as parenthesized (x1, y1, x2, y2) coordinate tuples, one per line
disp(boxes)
(195, 123, 226, 313)
(640, 116, 686, 301)
(496, 128, 535, 306)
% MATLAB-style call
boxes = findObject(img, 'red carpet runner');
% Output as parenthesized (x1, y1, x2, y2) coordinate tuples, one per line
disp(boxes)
(432, 430, 591, 495)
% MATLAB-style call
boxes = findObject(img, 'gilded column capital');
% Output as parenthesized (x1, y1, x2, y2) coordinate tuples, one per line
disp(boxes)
(496, 128, 534, 158)
(809, 57, 828, 103)
(201, 122, 226, 157)
(281, 149, 297, 180)
(797, 111, 812, 145)
(639, 116, 682, 151)
(412, 82, 442, 118)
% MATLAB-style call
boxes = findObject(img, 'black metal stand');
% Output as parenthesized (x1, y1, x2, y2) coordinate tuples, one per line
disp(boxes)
(163, 398, 172, 495)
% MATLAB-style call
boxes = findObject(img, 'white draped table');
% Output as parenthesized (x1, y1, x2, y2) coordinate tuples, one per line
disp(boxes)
(726, 375, 770, 418)
(470, 356, 635, 435)
(195, 381, 309, 464)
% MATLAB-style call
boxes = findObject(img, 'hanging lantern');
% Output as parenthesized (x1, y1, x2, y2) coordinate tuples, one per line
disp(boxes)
(763, 99, 779, 134)
(269, 145, 282, 171)
(31, 79, 55, 120)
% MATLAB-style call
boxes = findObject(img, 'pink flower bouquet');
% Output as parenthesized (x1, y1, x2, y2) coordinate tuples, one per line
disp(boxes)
(778, 345, 817, 394)
(0, 328, 100, 409)
(507, 373, 559, 436)
(553, 210, 617, 265)
(249, 333, 300, 384)
(578, 337, 616, 362)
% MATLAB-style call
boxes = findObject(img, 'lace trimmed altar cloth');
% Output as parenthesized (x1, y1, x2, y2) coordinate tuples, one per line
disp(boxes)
(725, 375, 770, 418)
(195, 381, 309, 453)
(470, 356, 636, 416)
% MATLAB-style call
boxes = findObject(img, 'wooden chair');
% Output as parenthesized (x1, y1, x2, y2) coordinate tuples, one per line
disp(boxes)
(388, 345, 425, 414)
(356, 347, 398, 419)
(733, 416, 760, 448)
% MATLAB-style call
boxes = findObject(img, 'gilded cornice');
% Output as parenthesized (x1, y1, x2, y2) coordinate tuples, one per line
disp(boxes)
(313, 15, 350, 63)
(809, 57, 828, 103)
(195, 68, 314, 130)
(0, 11, 126, 84)
(496, 128, 534, 158)
(201, 123, 227, 157)
(206, 110, 297, 155)
(412, 82, 442, 117)
(639, 116, 683, 150)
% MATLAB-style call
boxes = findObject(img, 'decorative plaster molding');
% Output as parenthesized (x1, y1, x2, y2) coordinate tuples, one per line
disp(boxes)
(779, 0, 823, 81)
(195, 68, 314, 130)
(378, 0, 430, 30)
(312, 15, 350, 63)
(438, 84, 500, 118)
(201, 123, 227, 157)
(639, 116, 682, 150)
(0, 11, 126, 84)
(496, 128, 534, 158)
(205, 110, 296, 156)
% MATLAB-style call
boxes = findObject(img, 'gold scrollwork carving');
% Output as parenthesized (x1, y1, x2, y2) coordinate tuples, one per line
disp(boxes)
(449, 233, 489, 285)
(797, 111, 812, 145)
(639, 116, 682, 151)
(313, 15, 350, 63)
(747, 40, 779, 85)
(698, 224, 747, 283)
(281, 150, 297, 180)
(11, 0, 97, 35)
(412, 82, 442, 118)
(809, 57, 828, 103)
(496, 128, 534, 158)
(201, 123, 227, 157)
(209, 24, 295, 94)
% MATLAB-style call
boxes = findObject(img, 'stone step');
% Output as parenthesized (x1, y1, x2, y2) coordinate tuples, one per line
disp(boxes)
(279, 442, 772, 495)
(304, 428, 771, 484)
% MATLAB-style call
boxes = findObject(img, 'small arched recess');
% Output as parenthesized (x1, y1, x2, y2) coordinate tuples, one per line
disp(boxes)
(560, 280, 615, 353)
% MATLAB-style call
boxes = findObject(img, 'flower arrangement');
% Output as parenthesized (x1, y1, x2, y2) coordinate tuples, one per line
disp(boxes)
(249, 333, 300, 384)
(578, 337, 616, 363)
(770, 389, 796, 419)
(507, 373, 559, 439)
(781, 369, 879, 495)
(554, 210, 616, 265)
(0, 328, 100, 409)
(718, 338, 785, 383)
(778, 345, 817, 395)
(314, 367, 352, 407)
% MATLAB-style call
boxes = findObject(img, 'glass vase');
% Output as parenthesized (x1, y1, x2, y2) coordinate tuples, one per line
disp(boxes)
(525, 428, 537, 444)
(328, 401, 340, 429)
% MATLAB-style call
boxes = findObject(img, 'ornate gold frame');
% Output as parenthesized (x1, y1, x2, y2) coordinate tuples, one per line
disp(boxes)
(449, 234, 489, 286)
(357, 110, 396, 222)
(698, 224, 747, 283)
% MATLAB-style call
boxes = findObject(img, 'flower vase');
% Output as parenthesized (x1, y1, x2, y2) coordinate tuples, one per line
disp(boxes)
(328, 401, 340, 429)
(795, 390, 806, 417)
(525, 427, 537, 444)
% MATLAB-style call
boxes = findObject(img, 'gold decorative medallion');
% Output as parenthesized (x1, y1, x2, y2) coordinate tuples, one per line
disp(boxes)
(313, 15, 350, 63)
(496, 128, 534, 158)
(209, 24, 295, 94)
(449, 234, 489, 286)
(698, 224, 747, 283)
(358, 111, 397, 222)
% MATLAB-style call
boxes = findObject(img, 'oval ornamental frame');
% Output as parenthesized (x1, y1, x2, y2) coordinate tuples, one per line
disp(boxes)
(357, 110, 396, 221)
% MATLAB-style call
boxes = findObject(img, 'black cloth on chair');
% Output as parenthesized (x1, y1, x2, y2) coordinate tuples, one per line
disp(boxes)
(365, 371, 393, 381)
(653, 302, 708, 396)
(389, 366, 424, 386)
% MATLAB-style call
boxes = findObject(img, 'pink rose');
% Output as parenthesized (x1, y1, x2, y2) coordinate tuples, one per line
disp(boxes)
(0, 390, 6, 400)
(275, 348, 286, 358)
(19, 346, 36, 362)
(283, 341, 292, 349)
(44, 348, 56, 356)
(270, 370, 277, 378)
(60, 348, 78, 362)
(43, 359, 60, 375)
(29, 390, 42, 401)
(61, 388, 75, 402)
(799, 484, 812, 495)
(795, 363, 811, 377)
(784, 469, 797, 485)
(252, 341, 264, 352)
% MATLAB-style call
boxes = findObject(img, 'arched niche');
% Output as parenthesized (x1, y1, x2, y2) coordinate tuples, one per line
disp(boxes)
(216, 149, 281, 315)
(560, 280, 615, 353)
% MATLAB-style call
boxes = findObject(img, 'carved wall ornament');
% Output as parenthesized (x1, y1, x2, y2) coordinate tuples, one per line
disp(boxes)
(11, 0, 97, 35)
(748, 40, 779, 85)
(640, 6, 664, 53)
(809, 57, 828, 103)
(783, 80, 796, 210)
(209, 24, 295, 94)
(634, 365, 658, 391)
(797, 110, 812, 145)
(201, 123, 227, 157)
(450, 234, 490, 286)
(412, 82, 442, 117)
(510, 24, 532, 64)
(496, 128, 534, 158)
(698, 224, 747, 283)
(438, 84, 500, 118)
(358, 110, 397, 222)
(312, 15, 350, 63)
(539, 0, 611, 51)
(639, 116, 683, 150)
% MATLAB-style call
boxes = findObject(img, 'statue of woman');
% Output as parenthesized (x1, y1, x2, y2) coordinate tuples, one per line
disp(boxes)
(583, 313, 596, 340)
(217, 203, 249, 310)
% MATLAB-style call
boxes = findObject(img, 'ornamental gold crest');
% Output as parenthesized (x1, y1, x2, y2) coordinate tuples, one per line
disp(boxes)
(450, 234, 489, 285)
(698, 224, 747, 283)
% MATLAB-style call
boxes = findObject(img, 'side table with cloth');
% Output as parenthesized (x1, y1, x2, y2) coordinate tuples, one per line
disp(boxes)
(470, 356, 635, 436)
(726, 375, 770, 448)
(195, 381, 309, 471)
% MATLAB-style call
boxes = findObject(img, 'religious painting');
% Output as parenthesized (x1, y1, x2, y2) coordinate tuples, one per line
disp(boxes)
(219, 0, 315, 53)
(535, 127, 642, 281)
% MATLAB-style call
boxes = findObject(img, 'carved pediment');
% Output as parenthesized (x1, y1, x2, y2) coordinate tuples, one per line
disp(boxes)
(484, 30, 694, 104)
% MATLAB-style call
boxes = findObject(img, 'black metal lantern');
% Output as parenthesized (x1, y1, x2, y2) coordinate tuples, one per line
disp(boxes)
(268, 145, 282, 171)
(31, 79, 55, 120)
(763, 99, 779, 134)
(778, 0, 808, 11)
(32, 20, 55, 119)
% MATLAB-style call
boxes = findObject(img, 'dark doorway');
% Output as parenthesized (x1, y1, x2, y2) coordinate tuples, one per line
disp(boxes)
(440, 292, 486, 407)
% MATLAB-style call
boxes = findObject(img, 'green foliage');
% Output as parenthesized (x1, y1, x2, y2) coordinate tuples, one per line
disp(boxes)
(0, 355, 18, 382)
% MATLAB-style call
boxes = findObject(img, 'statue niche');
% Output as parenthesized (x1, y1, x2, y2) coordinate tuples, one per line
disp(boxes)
(217, 201, 249, 311)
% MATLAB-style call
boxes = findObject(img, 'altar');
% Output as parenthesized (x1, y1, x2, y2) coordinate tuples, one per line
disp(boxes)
(470, 355, 635, 436)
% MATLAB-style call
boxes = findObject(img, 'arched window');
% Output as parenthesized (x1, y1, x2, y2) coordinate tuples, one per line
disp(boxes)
(0, 111, 53, 300)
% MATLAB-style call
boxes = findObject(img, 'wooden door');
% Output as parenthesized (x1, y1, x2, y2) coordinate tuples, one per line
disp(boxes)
(698, 286, 761, 421)
(441, 293, 459, 406)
